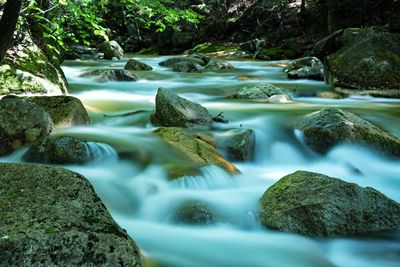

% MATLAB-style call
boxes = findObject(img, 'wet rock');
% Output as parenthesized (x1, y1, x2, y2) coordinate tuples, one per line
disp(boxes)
(151, 88, 212, 128)
(0, 163, 143, 266)
(285, 57, 324, 81)
(215, 129, 255, 161)
(266, 94, 293, 103)
(154, 127, 239, 174)
(240, 39, 261, 53)
(64, 45, 101, 60)
(158, 57, 205, 67)
(0, 98, 53, 156)
(230, 83, 290, 99)
(298, 107, 400, 158)
(171, 61, 204, 73)
(174, 201, 215, 225)
(23, 136, 91, 164)
(325, 28, 400, 92)
(317, 91, 344, 99)
(259, 170, 400, 236)
(80, 69, 137, 82)
(205, 59, 234, 70)
(124, 59, 153, 71)
(190, 53, 211, 65)
(23, 95, 90, 127)
(99, 40, 124, 60)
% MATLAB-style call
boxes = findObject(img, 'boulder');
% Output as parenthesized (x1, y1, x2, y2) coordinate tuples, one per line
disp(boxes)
(159, 57, 205, 67)
(23, 136, 92, 164)
(80, 69, 137, 82)
(285, 57, 324, 81)
(205, 59, 234, 70)
(99, 40, 124, 60)
(64, 45, 101, 60)
(0, 163, 143, 266)
(215, 129, 255, 161)
(173, 201, 215, 225)
(266, 94, 293, 103)
(316, 91, 344, 99)
(298, 107, 400, 158)
(171, 62, 204, 73)
(240, 39, 261, 53)
(259, 171, 400, 236)
(124, 59, 153, 71)
(151, 88, 212, 128)
(230, 83, 290, 99)
(23, 95, 90, 127)
(190, 53, 211, 65)
(154, 127, 239, 174)
(324, 28, 400, 92)
(0, 98, 53, 156)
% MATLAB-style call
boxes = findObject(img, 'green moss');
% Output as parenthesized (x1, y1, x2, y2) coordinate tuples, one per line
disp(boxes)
(189, 42, 239, 54)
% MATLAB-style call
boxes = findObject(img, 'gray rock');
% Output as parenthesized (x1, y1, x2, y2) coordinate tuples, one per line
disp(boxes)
(174, 201, 215, 225)
(240, 39, 261, 53)
(159, 57, 205, 67)
(23, 95, 90, 128)
(64, 45, 101, 60)
(215, 129, 255, 161)
(0, 163, 143, 266)
(171, 61, 204, 73)
(151, 88, 212, 128)
(285, 57, 324, 81)
(259, 170, 400, 236)
(0, 98, 53, 156)
(205, 59, 234, 70)
(230, 83, 290, 99)
(99, 40, 124, 60)
(124, 59, 153, 71)
(298, 107, 400, 158)
(266, 94, 293, 103)
(190, 53, 211, 65)
(80, 69, 137, 82)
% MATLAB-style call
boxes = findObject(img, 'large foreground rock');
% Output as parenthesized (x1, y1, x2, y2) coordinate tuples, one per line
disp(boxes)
(259, 171, 400, 236)
(154, 127, 239, 174)
(151, 88, 212, 128)
(324, 28, 400, 92)
(298, 107, 400, 158)
(0, 98, 53, 156)
(0, 163, 143, 266)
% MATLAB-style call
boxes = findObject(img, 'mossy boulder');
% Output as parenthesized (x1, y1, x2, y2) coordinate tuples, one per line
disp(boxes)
(173, 201, 215, 225)
(215, 129, 255, 161)
(151, 88, 212, 128)
(0, 98, 53, 156)
(324, 28, 400, 91)
(0, 163, 143, 266)
(285, 57, 324, 81)
(205, 59, 234, 70)
(80, 69, 137, 82)
(22, 95, 90, 127)
(190, 53, 211, 65)
(159, 57, 205, 67)
(298, 107, 400, 158)
(23, 136, 92, 164)
(124, 59, 153, 71)
(154, 127, 239, 174)
(259, 171, 400, 236)
(230, 83, 290, 99)
(99, 40, 124, 60)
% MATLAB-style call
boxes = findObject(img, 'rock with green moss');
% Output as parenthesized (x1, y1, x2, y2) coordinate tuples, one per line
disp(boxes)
(80, 69, 137, 82)
(230, 83, 290, 99)
(151, 88, 212, 128)
(154, 127, 239, 174)
(285, 57, 324, 81)
(298, 107, 400, 158)
(259, 170, 400, 236)
(22, 95, 90, 127)
(124, 59, 153, 71)
(99, 40, 124, 60)
(159, 57, 205, 67)
(173, 201, 215, 225)
(205, 59, 234, 70)
(324, 28, 400, 92)
(188, 42, 239, 54)
(215, 128, 255, 161)
(0, 163, 143, 266)
(0, 98, 53, 156)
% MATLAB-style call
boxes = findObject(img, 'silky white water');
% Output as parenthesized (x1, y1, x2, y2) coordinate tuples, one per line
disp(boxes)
(3, 56, 400, 267)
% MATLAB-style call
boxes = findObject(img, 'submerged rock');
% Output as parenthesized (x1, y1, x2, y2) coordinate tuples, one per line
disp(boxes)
(259, 171, 400, 236)
(99, 40, 124, 60)
(124, 59, 153, 71)
(80, 69, 137, 82)
(151, 88, 212, 128)
(230, 83, 290, 99)
(298, 107, 400, 158)
(0, 163, 143, 266)
(154, 127, 239, 174)
(215, 129, 255, 161)
(285, 57, 324, 81)
(174, 201, 215, 225)
(23, 95, 90, 127)
(205, 59, 234, 70)
(159, 57, 205, 67)
(0, 98, 53, 156)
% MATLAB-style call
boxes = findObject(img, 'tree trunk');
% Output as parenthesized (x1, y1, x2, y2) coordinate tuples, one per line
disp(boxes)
(0, 0, 23, 63)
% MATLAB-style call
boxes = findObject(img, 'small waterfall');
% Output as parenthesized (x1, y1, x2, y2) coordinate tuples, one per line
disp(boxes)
(83, 142, 119, 162)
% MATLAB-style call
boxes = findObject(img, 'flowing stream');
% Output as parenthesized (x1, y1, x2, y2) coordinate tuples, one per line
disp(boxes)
(5, 56, 400, 267)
